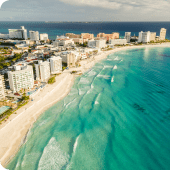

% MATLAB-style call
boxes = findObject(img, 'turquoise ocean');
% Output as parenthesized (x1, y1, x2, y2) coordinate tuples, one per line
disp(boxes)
(7, 47, 170, 170)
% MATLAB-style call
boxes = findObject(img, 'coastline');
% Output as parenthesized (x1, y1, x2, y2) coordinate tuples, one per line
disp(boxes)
(1, 43, 170, 167)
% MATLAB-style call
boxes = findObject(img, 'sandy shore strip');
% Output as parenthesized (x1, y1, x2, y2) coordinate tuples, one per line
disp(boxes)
(0, 43, 170, 167)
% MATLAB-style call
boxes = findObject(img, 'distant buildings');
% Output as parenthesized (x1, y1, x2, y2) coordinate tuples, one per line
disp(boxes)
(0, 75, 6, 100)
(138, 31, 151, 43)
(125, 32, 131, 43)
(109, 39, 127, 45)
(81, 33, 94, 39)
(65, 33, 81, 38)
(8, 26, 27, 40)
(160, 28, 166, 40)
(35, 61, 50, 82)
(97, 32, 119, 41)
(54, 36, 74, 47)
(29, 31, 39, 40)
(8, 63, 34, 92)
(40, 33, 48, 41)
(49, 56, 62, 74)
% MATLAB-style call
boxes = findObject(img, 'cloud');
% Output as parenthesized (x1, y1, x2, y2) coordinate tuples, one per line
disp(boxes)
(59, 0, 170, 12)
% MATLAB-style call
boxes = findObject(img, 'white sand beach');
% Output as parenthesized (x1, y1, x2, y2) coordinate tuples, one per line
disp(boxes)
(0, 43, 170, 167)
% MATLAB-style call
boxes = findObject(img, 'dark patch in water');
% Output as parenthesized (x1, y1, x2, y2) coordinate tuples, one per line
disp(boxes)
(158, 53, 170, 57)
(165, 108, 170, 114)
(133, 103, 145, 113)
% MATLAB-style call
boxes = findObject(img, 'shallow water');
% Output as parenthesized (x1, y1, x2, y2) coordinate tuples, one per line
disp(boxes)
(7, 47, 170, 170)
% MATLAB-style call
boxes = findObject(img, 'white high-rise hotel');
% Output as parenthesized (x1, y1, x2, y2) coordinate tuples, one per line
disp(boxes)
(125, 32, 131, 43)
(40, 33, 48, 41)
(138, 31, 151, 43)
(29, 31, 39, 40)
(35, 61, 50, 82)
(49, 56, 62, 74)
(8, 64, 34, 92)
(0, 75, 6, 100)
(8, 26, 27, 40)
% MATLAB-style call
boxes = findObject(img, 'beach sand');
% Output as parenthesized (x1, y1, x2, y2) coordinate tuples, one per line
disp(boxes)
(0, 43, 170, 167)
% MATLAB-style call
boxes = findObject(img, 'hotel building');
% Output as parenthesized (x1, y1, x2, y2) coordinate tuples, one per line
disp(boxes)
(150, 32, 156, 42)
(160, 28, 166, 40)
(8, 64, 34, 92)
(60, 52, 76, 67)
(40, 33, 48, 41)
(97, 32, 119, 41)
(0, 75, 6, 100)
(88, 39, 106, 48)
(49, 56, 62, 74)
(29, 31, 40, 41)
(8, 26, 27, 40)
(109, 39, 127, 45)
(35, 61, 50, 82)
(138, 31, 151, 43)
(125, 32, 131, 43)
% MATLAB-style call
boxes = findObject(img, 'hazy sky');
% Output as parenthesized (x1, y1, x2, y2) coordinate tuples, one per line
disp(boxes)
(0, 0, 170, 21)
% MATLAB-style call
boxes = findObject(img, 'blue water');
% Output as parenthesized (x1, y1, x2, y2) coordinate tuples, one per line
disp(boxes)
(0, 22, 170, 40)
(7, 47, 170, 170)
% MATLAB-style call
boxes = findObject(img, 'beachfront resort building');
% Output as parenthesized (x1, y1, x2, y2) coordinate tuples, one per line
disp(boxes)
(81, 33, 94, 40)
(65, 33, 81, 38)
(0, 33, 9, 39)
(35, 61, 50, 82)
(150, 32, 156, 42)
(88, 39, 106, 48)
(160, 28, 166, 40)
(138, 31, 151, 43)
(49, 56, 62, 74)
(97, 32, 119, 41)
(40, 33, 48, 41)
(8, 63, 34, 92)
(8, 26, 27, 40)
(109, 39, 127, 45)
(29, 31, 39, 41)
(125, 32, 131, 43)
(0, 75, 6, 100)
(60, 52, 76, 67)
(54, 36, 74, 47)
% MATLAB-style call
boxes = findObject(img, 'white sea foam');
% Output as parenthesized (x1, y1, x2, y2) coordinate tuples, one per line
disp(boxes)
(79, 77, 89, 84)
(73, 135, 80, 153)
(38, 137, 69, 170)
(103, 65, 113, 69)
(88, 70, 97, 76)
(113, 65, 117, 70)
(107, 59, 113, 61)
(111, 76, 114, 82)
(95, 101, 99, 105)
(97, 75, 110, 79)
(79, 89, 86, 95)
(114, 56, 119, 60)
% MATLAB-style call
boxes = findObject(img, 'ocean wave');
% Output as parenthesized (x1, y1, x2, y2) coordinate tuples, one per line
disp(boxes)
(113, 65, 118, 70)
(114, 56, 119, 60)
(111, 76, 114, 82)
(97, 75, 111, 79)
(73, 135, 80, 153)
(38, 137, 69, 170)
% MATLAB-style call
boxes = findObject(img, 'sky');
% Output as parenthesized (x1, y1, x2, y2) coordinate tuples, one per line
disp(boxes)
(0, 0, 170, 21)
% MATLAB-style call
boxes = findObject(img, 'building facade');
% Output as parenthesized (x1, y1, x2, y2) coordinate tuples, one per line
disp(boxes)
(65, 33, 81, 38)
(49, 56, 62, 74)
(97, 32, 119, 41)
(150, 32, 156, 42)
(109, 39, 127, 45)
(40, 33, 48, 41)
(8, 64, 34, 92)
(60, 52, 76, 67)
(29, 31, 39, 40)
(81, 33, 94, 39)
(88, 39, 106, 48)
(138, 31, 150, 43)
(160, 28, 166, 40)
(0, 34, 9, 39)
(8, 26, 27, 40)
(125, 32, 131, 43)
(0, 75, 6, 100)
(35, 61, 50, 82)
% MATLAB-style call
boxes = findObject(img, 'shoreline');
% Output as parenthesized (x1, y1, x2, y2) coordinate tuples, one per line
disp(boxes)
(1, 43, 170, 167)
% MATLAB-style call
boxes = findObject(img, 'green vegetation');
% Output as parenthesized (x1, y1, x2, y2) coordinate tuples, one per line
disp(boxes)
(0, 42, 15, 46)
(75, 42, 88, 47)
(21, 93, 29, 101)
(48, 76, 56, 84)
(11, 53, 22, 62)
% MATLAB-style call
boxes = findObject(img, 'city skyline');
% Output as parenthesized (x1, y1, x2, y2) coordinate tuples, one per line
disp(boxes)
(0, 0, 169, 21)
